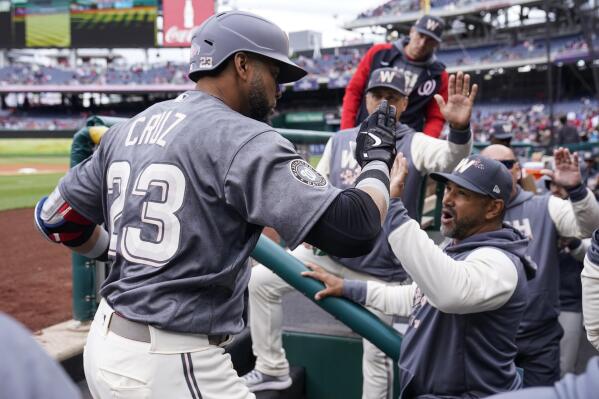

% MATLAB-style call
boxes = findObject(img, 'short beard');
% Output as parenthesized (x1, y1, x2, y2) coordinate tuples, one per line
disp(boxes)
(248, 73, 271, 123)
(440, 214, 479, 240)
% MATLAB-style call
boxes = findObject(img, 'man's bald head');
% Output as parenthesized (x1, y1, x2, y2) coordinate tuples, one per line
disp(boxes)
(480, 144, 515, 160)
(480, 144, 520, 200)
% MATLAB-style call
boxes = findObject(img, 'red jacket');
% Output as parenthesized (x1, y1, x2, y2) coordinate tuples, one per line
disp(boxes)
(341, 42, 448, 138)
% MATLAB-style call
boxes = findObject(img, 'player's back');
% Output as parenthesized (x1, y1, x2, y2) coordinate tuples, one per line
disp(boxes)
(95, 90, 282, 334)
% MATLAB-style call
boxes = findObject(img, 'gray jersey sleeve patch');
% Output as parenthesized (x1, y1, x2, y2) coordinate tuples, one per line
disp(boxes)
(224, 131, 341, 248)
(289, 159, 328, 187)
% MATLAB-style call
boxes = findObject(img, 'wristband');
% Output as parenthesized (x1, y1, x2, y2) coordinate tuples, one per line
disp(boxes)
(355, 161, 390, 208)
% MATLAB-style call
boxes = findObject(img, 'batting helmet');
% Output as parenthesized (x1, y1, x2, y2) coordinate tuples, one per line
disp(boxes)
(188, 11, 307, 84)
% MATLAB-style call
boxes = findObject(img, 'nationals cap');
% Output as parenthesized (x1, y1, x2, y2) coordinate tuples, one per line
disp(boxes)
(367, 67, 411, 96)
(430, 155, 513, 204)
(414, 15, 445, 43)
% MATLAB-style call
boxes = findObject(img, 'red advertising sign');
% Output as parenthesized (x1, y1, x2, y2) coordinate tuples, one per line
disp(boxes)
(163, 0, 214, 47)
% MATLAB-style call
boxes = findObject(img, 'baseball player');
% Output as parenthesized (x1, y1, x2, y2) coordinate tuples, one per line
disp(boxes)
(480, 144, 599, 386)
(243, 69, 475, 398)
(545, 177, 592, 376)
(0, 313, 81, 399)
(33, 11, 401, 399)
(583, 230, 599, 351)
(303, 154, 536, 397)
(341, 15, 448, 137)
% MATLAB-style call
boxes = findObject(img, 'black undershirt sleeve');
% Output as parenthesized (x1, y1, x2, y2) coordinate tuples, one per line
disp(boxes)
(303, 188, 381, 257)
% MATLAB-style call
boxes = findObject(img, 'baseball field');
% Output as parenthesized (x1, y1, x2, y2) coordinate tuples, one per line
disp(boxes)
(0, 138, 72, 331)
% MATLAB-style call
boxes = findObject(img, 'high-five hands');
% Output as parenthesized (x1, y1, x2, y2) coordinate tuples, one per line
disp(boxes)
(434, 71, 478, 130)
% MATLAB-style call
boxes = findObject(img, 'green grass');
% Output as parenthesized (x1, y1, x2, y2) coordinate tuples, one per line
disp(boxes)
(26, 13, 71, 47)
(0, 173, 65, 211)
(309, 155, 322, 168)
(0, 139, 72, 157)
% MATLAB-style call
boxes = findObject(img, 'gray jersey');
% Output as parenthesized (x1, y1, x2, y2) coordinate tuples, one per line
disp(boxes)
(58, 90, 340, 334)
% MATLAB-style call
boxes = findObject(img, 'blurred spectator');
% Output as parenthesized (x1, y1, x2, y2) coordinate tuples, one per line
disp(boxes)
(0, 313, 81, 399)
(490, 122, 514, 147)
(557, 115, 581, 146)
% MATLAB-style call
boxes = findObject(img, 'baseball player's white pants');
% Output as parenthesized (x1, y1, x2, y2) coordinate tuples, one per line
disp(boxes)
(558, 311, 585, 376)
(249, 245, 396, 399)
(84, 299, 255, 399)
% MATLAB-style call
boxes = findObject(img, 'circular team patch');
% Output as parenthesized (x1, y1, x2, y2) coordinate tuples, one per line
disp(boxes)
(289, 159, 328, 188)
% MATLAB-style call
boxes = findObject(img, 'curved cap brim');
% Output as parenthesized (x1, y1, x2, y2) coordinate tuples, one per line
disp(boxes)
(415, 27, 442, 42)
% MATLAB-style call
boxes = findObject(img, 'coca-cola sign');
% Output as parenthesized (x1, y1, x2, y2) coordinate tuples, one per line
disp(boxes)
(163, 0, 214, 47)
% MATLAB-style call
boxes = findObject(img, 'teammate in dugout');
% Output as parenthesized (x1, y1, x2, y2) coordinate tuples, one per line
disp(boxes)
(243, 68, 475, 398)
(480, 145, 599, 387)
(33, 11, 405, 399)
(486, 229, 599, 398)
(303, 153, 537, 397)
(340, 15, 449, 138)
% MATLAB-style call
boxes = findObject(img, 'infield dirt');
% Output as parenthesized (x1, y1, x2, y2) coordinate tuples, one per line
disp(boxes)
(0, 208, 72, 332)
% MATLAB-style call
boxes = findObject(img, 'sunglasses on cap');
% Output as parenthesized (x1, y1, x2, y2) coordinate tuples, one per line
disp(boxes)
(498, 159, 517, 169)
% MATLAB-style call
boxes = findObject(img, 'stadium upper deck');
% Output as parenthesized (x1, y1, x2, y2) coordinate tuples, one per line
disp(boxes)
(0, 33, 594, 94)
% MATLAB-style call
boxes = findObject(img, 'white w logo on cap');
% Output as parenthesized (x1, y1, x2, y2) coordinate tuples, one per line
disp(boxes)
(426, 19, 439, 31)
(379, 70, 396, 84)
(454, 158, 476, 174)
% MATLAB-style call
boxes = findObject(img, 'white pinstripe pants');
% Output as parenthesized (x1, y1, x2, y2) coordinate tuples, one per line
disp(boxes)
(84, 299, 254, 399)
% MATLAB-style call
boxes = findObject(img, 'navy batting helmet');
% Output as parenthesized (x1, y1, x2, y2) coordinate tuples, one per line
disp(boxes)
(188, 11, 307, 84)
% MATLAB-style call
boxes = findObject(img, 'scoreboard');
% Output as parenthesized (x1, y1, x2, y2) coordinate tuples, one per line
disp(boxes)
(0, 0, 158, 48)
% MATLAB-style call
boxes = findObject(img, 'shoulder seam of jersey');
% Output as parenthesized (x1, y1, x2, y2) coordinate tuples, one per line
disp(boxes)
(222, 128, 282, 189)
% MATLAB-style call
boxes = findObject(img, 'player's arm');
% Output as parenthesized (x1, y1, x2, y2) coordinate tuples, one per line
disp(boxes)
(387, 201, 518, 314)
(410, 125, 472, 175)
(34, 189, 109, 261)
(34, 138, 107, 260)
(315, 138, 333, 179)
(421, 70, 449, 138)
(547, 148, 599, 238)
(340, 44, 389, 129)
(302, 104, 405, 257)
(582, 230, 599, 351)
(301, 264, 417, 317)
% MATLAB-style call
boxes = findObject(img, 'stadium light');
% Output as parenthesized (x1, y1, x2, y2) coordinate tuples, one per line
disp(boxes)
(518, 65, 532, 73)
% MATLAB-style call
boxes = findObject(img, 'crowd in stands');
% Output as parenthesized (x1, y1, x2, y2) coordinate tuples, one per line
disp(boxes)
(2, 100, 598, 147)
(470, 99, 599, 144)
(0, 36, 593, 87)
(356, 0, 478, 19)
(0, 114, 83, 130)
(294, 47, 365, 81)
(0, 61, 190, 86)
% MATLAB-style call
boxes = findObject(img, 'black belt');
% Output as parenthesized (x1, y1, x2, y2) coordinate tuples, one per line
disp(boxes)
(108, 312, 227, 346)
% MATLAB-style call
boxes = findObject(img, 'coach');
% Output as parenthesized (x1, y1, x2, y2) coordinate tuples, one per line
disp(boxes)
(304, 154, 536, 397)
(341, 15, 448, 137)
(481, 144, 599, 387)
